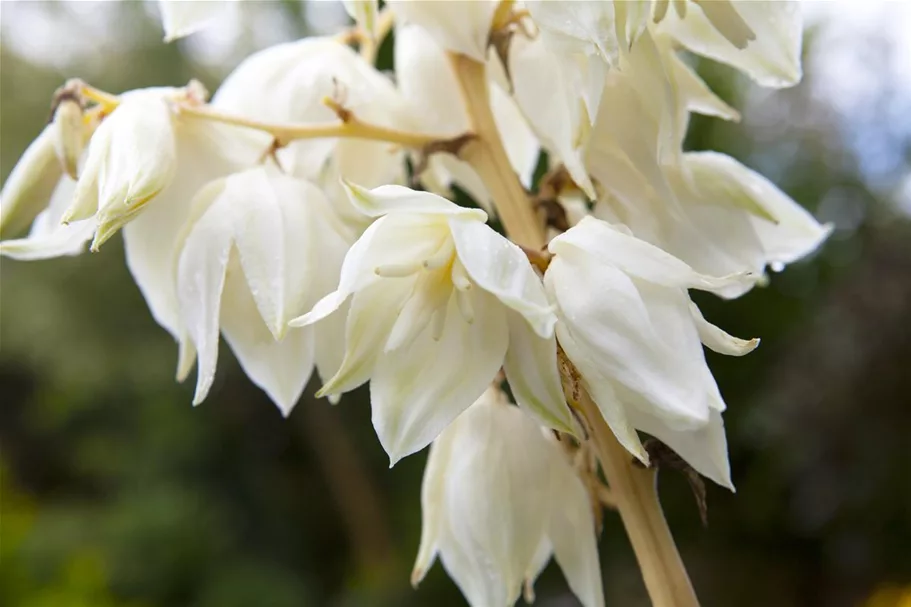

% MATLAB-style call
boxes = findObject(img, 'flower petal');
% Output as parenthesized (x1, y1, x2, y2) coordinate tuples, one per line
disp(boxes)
(449, 216, 555, 337)
(318, 277, 416, 398)
(503, 312, 575, 434)
(550, 216, 754, 293)
(509, 34, 595, 198)
(343, 181, 486, 220)
(0, 124, 62, 238)
(386, 0, 499, 62)
(176, 192, 234, 405)
(220, 270, 315, 417)
(548, 458, 605, 607)
(659, 0, 803, 88)
(628, 407, 734, 490)
(158, 0, 234, 42)
(688, 301, 759, 356)
(412, 418, 459, 587)
(370, 288, 508, 464)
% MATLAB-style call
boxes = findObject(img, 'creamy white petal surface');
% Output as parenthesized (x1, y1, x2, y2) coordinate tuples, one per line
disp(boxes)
(414, 388, 604, 606)
(175, 167, 350, 414)
(658, 0, 803, 88)
(547, 216, 757, 478)
(0, 124, 63, 238)
(387, 0, 499, 62)
(158, 0, 235, 42)
(0, 178, 94, 260)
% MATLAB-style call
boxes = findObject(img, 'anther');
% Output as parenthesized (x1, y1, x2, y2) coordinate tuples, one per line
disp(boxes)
(422, 239, 455, 270)
(455, 289, 474, 324)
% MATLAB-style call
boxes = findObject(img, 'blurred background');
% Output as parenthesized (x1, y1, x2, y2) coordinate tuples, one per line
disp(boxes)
(1, 1, 909, 606)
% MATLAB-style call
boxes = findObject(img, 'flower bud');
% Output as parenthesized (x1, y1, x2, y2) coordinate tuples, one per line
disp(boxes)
(62, 89, 178, 250)
(546, 216, 757, 486)
(51, 98, 87, 180)
(0, 124, 63, 239)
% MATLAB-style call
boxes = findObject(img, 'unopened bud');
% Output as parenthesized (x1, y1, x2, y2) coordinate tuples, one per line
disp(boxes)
(51, 98, 87, 180)
(0, 125, 63, 238)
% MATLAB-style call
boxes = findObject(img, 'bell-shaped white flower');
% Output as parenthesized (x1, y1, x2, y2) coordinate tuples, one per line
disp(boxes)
(2, 95, 264, 348)
(157, 0, 238, 42)
(509, 32, 595, 198)
(0, 124, 64, 239)
(291, 183, 573, 463)
(175, 166, 352, 415)
(394, 22, 539, 214)
(656, 0, 803, 88)
(212, 37, 411, 225)
(61, 88, 181, 250)
(546, 216, 759, 486)
(386, 0, 500, 62)
(414, 386, 604, 607)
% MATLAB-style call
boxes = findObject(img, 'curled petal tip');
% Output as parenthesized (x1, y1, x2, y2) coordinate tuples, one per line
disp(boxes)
(410, 568, 424, 589)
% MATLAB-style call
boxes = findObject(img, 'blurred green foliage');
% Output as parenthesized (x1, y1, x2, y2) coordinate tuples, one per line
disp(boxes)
(2, 3, 910, 607)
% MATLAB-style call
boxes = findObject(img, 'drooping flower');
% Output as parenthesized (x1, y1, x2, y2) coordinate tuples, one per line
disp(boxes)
(1, 86, 264, 343)
(59, 87, 183, 250)
(175, 166, 352, 415)
(414, 386, 604, 607)
(546, 216, 759, 486)
(211, 37, 412, 226)
(394, 22, 539, 213)
(290, 183, 573, 463)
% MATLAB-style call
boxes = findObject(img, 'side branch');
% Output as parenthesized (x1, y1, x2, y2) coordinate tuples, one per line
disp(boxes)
(177, 102, 450, 150)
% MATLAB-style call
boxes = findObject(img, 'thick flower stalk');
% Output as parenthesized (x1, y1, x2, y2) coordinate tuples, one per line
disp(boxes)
(0, 1, 828, 606)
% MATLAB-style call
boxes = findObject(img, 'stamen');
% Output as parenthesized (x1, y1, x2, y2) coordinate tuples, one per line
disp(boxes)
(422, 239, 455, 270)
(455, 289, 474, 324)
(431, 305, 448, 341)
(451, 259, 472, 292)
(375, 263, 422, 277)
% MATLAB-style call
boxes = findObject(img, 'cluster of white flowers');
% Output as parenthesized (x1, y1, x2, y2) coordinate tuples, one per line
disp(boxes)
(0, 1, 830, 605)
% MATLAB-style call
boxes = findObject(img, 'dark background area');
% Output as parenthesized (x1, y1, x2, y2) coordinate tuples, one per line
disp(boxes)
(1, 2, 909, 606)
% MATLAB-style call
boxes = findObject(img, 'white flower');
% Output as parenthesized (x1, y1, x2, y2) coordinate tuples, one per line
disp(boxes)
(212, 37, 411, 225)
(546, 216, 759, 487)
(414, 386, 604, 607)
(157, 0, 238, 42)
(591, 149, 832, 298)
(386, 0, 500, 62)
(290, 183, 573, 463)
(2, 91, 263, 345)
(394, 22, 539, 214)
(175, 166, 352, 415)
(508, 32, 596, 199)
(656, 0, 803, 88)
(60, 88, 180, 250)
(0, 123, 63, 239)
